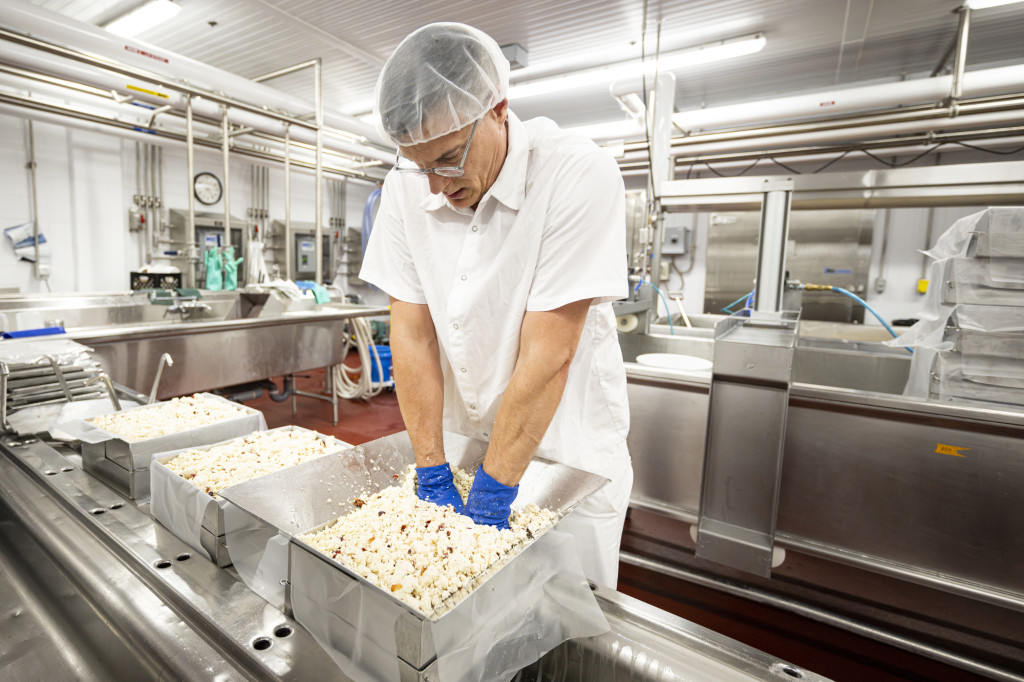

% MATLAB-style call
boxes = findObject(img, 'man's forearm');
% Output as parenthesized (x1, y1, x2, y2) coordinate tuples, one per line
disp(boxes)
(482, 355, 570, 486)
(481, 299, 591, 486)
(390, 302, 446, 468)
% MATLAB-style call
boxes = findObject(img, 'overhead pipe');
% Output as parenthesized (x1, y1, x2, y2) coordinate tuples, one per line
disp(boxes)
(0, 25, 392, 165)
(668, 109, 1024, 159)
(0, 95, 377, 185)
(616, 134, 1024, 176)
(0, 72, 381, 176)
(608, 106, 1024, 167)
(672, 63, 1024, 133)
(0, 38, 395, 165)
(0, 0, 386, 144)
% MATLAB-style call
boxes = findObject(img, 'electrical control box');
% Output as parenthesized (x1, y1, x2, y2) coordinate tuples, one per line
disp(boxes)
(662, 213, 693, 255)
(293, 233, 330, 280)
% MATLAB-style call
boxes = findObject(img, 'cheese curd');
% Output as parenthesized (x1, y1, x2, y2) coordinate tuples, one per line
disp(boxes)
(165, 429, 334, 497)
(89, 394, 247, 442)
(301, 467, 557, 617)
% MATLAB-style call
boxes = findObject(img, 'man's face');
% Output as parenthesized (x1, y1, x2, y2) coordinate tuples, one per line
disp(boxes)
(399, 101, 508, 210)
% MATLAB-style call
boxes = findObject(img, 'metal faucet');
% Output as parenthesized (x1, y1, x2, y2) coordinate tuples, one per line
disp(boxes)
(165, 296, 212, 319)
(149, 353, 174, 404)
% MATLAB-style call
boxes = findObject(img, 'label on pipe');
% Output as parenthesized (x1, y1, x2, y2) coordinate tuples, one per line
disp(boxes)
(126, 83, 170, 99)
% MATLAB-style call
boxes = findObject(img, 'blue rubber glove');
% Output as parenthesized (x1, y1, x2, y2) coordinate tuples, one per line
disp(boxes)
(464, 467, 518, 530)
(415, 463, 464, 513)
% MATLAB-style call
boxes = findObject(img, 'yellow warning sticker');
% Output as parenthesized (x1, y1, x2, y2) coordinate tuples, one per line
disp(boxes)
(126, 84, 169, 99)
(935, 443, 969, 457)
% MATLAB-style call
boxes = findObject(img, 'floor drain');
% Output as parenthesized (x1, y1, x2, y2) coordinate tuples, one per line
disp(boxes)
(109, 502, 124, 510)
(274, 626, 293, 638)
(252, 637, 272, 651)
(43, 470, 57, 476)
(89, 508, 106, 515)
(154, 559, 172, 569)
(175, 553, 191, 562)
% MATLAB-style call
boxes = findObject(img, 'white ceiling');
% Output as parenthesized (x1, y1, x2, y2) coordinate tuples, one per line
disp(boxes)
(26, 0, 1024, 132)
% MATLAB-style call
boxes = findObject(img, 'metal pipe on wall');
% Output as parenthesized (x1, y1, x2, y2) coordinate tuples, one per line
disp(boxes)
(285, 126, 292, 282)
(222, 106, 231, 254)
(154, 145, 163, 256)
(314, 58, 323, 286)
(185, 95, 196, 289)
(143, 142, 152, 265)
(24, 118, 43, 283)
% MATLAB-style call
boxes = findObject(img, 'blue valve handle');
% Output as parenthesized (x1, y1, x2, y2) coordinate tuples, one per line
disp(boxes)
(464, 466, 519, 530)
(415, 463, 465, 513)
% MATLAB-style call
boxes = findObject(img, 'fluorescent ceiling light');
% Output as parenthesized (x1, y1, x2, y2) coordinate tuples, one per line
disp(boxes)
(509, 34, 766, 101)
(964, 0, 1024, 8)
(104, 0, 182, 38)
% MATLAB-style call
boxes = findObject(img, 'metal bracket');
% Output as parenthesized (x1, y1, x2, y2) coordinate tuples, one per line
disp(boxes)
(696, 313, 798, 577)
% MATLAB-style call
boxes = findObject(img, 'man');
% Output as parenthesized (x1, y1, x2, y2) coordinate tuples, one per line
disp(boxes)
(360, 22, 632, 587)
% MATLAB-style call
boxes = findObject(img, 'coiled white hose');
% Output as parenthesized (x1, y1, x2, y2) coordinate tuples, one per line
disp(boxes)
(331, 317, 385, 400)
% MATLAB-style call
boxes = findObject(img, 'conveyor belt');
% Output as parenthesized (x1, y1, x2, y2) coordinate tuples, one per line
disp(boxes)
(0, 434, 827, 682)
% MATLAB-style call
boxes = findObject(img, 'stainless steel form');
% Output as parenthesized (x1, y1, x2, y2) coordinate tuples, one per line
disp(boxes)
(0, 434, 826, 682)
(222, 430, 610, 678)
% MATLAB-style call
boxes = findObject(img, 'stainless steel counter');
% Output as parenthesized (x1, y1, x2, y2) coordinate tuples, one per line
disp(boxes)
(0, 434, 827, 682)
(0, 291, 389, 399)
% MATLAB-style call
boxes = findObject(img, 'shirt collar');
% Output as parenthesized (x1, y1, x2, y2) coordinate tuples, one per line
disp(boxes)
(486, 110, 528, 211)
(417, 110, 529, 214)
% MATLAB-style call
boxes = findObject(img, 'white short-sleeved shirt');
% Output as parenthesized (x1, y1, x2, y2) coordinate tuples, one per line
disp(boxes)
(360, 111, 630, 479)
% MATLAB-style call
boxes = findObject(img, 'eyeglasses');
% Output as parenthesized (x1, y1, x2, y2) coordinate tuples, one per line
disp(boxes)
(393, 120, 479, 177)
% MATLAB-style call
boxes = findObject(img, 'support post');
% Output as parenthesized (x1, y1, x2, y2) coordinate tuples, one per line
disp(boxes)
(314, 58, 324, 285)
(185, 95, 197, 288)
(949, 7, 971, 115)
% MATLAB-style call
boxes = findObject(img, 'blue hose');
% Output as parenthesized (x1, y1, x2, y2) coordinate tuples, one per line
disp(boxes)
(634, 280, 674, 335)
(720, 292, 750, 314)
(830, 286, 913, 353)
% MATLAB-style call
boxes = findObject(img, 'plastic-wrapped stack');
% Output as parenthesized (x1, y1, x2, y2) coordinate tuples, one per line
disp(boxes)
(0, 338, 108, 433)
(897, 207, 1024, 406)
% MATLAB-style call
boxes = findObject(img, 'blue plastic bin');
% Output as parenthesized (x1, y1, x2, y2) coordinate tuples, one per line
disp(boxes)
(369, 345, 392, 384)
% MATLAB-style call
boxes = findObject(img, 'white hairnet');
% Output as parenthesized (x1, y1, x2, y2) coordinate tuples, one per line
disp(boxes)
(374, 23, 510, 146)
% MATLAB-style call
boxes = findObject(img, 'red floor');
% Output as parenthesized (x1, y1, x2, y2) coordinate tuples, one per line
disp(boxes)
(245, 368, 995, 682)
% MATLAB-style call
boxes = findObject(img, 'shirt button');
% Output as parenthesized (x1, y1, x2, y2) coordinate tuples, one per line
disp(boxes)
(460, 367, 467, 373)
(460, 274, 467, 281)
(468, 403, 476, 410)
(471, 226, 478, 232)
(452, 322, 459, 330)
